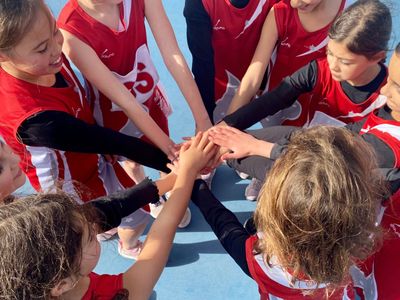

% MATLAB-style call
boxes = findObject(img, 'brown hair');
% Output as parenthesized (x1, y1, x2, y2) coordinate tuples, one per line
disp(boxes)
(329, 0, 392, 60)
(254, 126, 383, 291)
(0, 0, 48, 53)
(0, 193, 99, 299)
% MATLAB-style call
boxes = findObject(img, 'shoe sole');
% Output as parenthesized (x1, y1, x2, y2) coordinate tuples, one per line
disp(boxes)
(178, 208, 191, 228)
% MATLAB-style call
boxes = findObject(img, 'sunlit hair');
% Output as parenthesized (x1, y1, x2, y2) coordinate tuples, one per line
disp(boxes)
(329, 0, 391, 60)
(0, 193, 99, 299)
(254, 126, 384, 292)
(0, 0, 49, 53)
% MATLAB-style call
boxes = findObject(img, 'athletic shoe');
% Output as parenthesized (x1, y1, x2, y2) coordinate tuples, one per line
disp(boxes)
(178, 208, 192, 228)
(236, 170, 249, 180)
(96, 227, 118, 242)
(149, 197, 165, 218)
(118, 240, 143, 260)
(245, 178, 263, 201)
(200, 169, 216, 189)
(243, 216, 257, 235)
(150, 196, 191, 228)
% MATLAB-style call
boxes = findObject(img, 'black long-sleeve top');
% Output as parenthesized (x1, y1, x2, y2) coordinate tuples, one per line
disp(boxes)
(223, 60, 387, 130)
(16, 72, 170, 173)
(89, 178, 160, 231)
(184, 0, 251, 121)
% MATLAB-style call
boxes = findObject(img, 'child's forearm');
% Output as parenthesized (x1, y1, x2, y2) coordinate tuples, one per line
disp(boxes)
(227, 66, 264, 114)
(123, 100, 174, 155)
(164, 52, 212, 131)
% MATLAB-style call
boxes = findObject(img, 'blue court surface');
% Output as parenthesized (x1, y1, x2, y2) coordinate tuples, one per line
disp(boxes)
(16, 1, 400, 299)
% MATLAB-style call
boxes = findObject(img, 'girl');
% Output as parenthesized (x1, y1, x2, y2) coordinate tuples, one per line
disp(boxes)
(219, 0, 391, 199)
(192, 126, 383, 299)
(226, 0, 354, 117)
(184, 0, 278, 123)
(223, 0, 391, 130)
(0, 0, 182, 260)
(57, 0, 212, 191)
(210, 45, 400, 299)
(0, 132, 216, 300)
(223, 0, 355, 199)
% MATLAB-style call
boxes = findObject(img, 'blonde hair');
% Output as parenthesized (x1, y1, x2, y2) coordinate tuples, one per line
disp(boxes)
(254, 126, 383, 290)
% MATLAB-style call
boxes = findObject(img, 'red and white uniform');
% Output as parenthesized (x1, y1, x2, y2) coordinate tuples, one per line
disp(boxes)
(245, 235, 355, 299)
(82, 273, 124, 300)
(352, 115, 400, 300)
(58, 0, 170, 141)
(352, 190, 400, 300)
(360, 112, 400, 168)
(267, 0, 352, 92)
(260, 0, 354, 127)
(0, 57, 135, 202)
(272, 59, 387, 127)
(203, 0, 278, 122)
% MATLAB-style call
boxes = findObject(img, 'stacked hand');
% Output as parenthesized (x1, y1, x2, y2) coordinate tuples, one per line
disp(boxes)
(167, 132, 218, 176)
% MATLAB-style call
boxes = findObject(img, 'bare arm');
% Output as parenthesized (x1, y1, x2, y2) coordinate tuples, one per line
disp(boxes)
(209, 126, 274, 160)
(123, 132, 217, 300)
(61, 30, 174, 156)
(227, 8, 278, 114)
(145, 0, 212, 132)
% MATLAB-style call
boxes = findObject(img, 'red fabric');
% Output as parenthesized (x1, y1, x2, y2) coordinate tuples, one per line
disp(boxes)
(0, 56, 135, 202)
(354, 191, 400, 300)
(201, 0, 277, 120)
(82, 273, 124, 300)
(246, 235, 355, 299)
(267, 0, 349, 92)
(359, 111, 400, 168)
(280, 58, 387, 127)
(58, 0, 169, 139)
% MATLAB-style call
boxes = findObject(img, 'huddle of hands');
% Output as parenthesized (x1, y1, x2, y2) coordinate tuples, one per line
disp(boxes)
(166, 125, 262, 176)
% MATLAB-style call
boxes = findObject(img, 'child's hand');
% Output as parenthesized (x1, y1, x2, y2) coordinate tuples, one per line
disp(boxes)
(177, 132, 217, 174)
(166, 143, 181, 162)
(208, 126, 259, 160)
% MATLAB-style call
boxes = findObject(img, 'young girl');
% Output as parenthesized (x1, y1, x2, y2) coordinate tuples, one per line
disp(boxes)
(223, 0, 391, 130)
(184, 0, 278, 123)
(57, 0, 212, 189)
(209, 45, 400, 299)
(0, 0, 175, 260)
(192, 126, 383, 299)
(350, 42, 400, 300)
(226, 0, 354, 117)
(0, 132, 216, 300)
(218, 0, 391, 199)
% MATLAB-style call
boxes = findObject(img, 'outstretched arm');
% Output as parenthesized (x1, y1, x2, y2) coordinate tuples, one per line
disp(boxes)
(88, 173, 176, 231)
(145, 0, 212, 132)
(61, 30, 175, 157)
(226, 8, 278, 114)
(124, 132, 217, 300)
(18, 111, 170, 172)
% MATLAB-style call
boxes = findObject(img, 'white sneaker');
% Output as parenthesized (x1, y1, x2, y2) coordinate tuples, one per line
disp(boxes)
(151, 196, 191, 228)
(149, 197, 165, 218)
(118, 240, 143, 260)
(96, 227, 118, 242)
(236, 170, 249, 180)
(245, 178, 263, 201)
(200, 169, 216, 189)
(178, 208, 191, 228)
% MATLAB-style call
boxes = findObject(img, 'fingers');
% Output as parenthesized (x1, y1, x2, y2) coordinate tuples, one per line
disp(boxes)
(198, 131, 210, 149)
(191, 131, 203, 147)
(221, 152, 240, 161)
